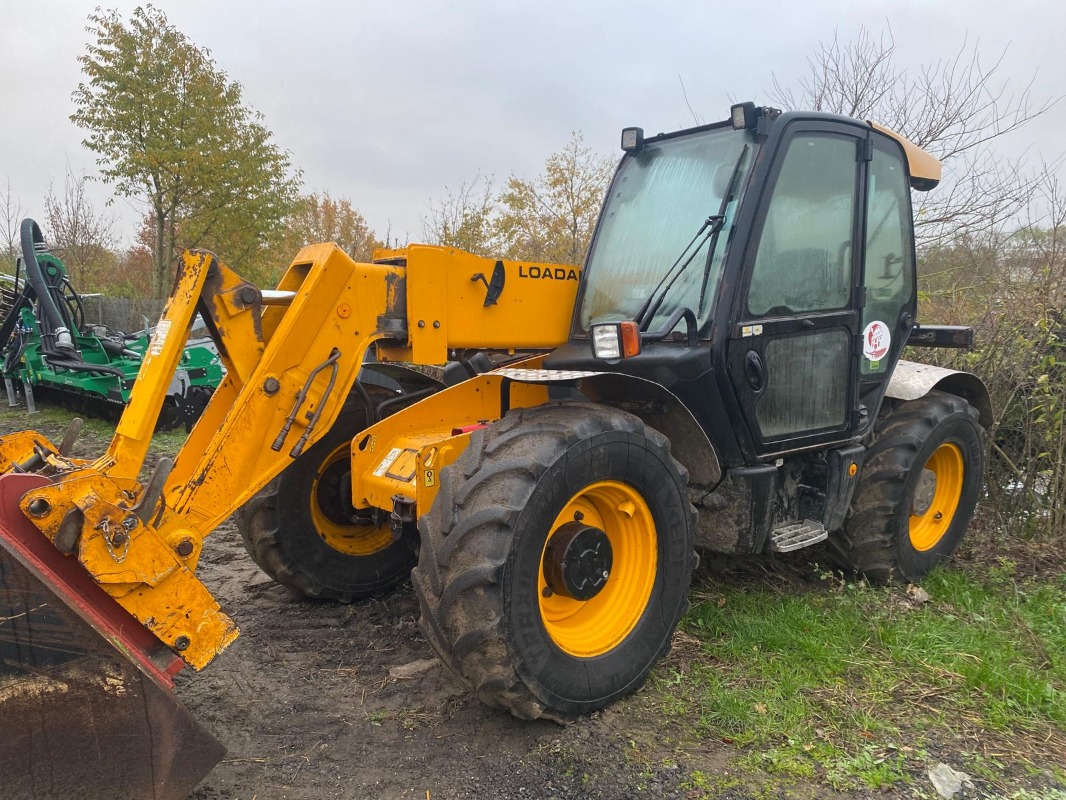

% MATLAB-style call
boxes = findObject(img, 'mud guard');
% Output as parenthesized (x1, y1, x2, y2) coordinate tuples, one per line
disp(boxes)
(494, 367, 721, 486)
(0, 473, 224, 799)
(886, 360, 993, 427)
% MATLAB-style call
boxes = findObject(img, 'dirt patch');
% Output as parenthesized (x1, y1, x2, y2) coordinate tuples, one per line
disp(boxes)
(178, 525, 868, 800)
(954, 506, 1066, 580)
(179, 525, 692, 799)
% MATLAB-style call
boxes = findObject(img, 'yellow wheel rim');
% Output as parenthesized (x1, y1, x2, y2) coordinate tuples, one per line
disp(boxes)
(908, 442, 964, 552)
(538, 480, 657, 658)
(310, 443, 393, 556)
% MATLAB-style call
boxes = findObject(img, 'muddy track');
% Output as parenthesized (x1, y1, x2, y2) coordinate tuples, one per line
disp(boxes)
(180, 524, 716, 799)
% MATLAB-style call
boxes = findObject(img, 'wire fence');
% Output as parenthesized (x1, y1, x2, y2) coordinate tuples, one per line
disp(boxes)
(80, 295, 166, 333)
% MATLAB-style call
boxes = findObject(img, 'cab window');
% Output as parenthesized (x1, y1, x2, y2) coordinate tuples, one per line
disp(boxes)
(747, 134, 859, 317)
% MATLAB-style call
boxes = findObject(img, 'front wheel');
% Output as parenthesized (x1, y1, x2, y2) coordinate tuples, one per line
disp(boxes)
(828, 390, 984, 584)
(412, 402, 696, 722)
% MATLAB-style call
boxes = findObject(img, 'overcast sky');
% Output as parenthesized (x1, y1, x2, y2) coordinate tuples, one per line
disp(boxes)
(2, 0, 1063, 250)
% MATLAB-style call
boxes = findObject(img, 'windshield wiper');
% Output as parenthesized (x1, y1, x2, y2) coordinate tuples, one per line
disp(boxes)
(634, 215, 723, 331)
(697, 144, 749, 316)
(634, 144, 750, 331)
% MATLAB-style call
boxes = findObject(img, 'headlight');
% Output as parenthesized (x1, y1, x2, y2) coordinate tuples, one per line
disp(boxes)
(731, 101, 756, 130)
(620, 127, 644, 152)
(591, 322, 641, 359)
(591, 324, 621, 359)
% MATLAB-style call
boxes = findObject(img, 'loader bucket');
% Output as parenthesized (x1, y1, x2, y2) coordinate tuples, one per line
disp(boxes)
(0, 473, 225, 799)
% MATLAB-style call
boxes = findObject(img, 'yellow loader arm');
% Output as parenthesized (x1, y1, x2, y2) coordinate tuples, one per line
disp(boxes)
(0, 243, 577, 669)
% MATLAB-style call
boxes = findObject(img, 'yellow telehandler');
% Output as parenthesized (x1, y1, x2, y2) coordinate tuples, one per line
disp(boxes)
(0, 104, 989, 797)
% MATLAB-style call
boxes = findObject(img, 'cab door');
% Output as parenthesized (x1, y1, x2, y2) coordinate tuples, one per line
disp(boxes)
(726, 122, 866, 457)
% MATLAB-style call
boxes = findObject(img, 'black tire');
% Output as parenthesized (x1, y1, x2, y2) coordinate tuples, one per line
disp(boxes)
(412, 402, 696, 722)
(828, 390, 984, 585)
(236, 384, 416, 601)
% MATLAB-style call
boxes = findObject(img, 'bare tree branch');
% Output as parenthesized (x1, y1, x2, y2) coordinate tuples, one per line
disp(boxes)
(0, 178, 23, 271)
(43, 167, 116, 288)
(679, 74, 704, 127)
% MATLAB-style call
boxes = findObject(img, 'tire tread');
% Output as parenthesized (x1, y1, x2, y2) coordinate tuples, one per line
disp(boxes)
(828, 390, 982, 584)
(412, 401, 694, 722)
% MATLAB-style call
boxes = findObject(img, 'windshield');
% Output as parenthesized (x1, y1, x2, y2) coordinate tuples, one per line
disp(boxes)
(578, 126, 754, 335)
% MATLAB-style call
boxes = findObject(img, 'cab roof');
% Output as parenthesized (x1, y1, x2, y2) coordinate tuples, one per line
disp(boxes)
(867, 120, 941, 191)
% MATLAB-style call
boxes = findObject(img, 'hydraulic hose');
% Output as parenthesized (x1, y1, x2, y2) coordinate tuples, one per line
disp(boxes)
(17, 218, 132, 379)
(100, 337, 142, 360)
(20, 218, 74, 351)
(0, 268, 30, 362)
(43, 356, 125, 379)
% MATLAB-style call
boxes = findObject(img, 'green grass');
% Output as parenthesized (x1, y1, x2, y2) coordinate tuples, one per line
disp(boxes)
(653, 561, 1066, 793)
(0, 403, 107, 430)
(0, 405, 186, 460)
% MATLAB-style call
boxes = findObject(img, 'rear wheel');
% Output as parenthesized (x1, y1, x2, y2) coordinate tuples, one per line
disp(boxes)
(236, 384, 416, 600)
(412, 402, 695, 721)
(829, 390, 984, 584)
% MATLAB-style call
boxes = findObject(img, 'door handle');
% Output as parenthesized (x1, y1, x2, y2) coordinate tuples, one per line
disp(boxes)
(745, 350, 765, 392)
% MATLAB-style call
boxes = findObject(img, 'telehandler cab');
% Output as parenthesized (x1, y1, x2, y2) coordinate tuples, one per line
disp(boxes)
(0, 104, 988, 796)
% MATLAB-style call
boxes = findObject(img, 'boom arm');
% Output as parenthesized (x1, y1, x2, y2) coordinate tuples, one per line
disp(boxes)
(0, 242, 577, 668)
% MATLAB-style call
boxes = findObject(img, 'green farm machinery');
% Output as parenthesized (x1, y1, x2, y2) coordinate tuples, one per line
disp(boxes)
(0, 219, 222, 429)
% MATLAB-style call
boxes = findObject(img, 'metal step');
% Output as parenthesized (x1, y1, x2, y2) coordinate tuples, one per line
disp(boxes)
(769, 519, 828, 552)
